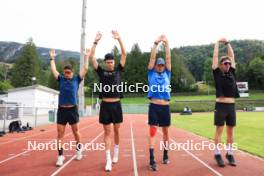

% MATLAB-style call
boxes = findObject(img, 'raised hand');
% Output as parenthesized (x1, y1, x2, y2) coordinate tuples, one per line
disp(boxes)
(160, 34, 168, 44)
(94, 31, 102, 42)
(49, 49, 56, 59)
(219, 38, 228, 44)
(112, 30, 121, 40)
(155, 35, 163, 44)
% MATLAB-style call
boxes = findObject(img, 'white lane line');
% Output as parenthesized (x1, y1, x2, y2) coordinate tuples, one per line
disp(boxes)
(50, 131, 104, 176)
(130, 121, 139, 176)
(181, 128, 264, 162)
(158, 130, 223, 176)
(0, 121, 97, 165)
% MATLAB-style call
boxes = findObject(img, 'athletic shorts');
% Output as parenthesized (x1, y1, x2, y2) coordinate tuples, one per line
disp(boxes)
(99, 101, 123, 125)
(214, 102, 236, 126)
(57, 106, 79, 125)
(148, 103, 171, 127)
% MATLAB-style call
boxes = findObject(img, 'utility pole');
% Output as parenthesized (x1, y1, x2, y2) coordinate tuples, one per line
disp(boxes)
(78, 0, 87, 116)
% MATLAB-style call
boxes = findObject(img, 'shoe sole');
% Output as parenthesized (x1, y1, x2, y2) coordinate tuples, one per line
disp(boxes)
(228, 163, 237, 166)
(162, 160, 170, 164)
(218, 164, 225, 167)
(56, 164, 63, 167)
(149, 165, 158, 171)
(75, 156, 82, 161)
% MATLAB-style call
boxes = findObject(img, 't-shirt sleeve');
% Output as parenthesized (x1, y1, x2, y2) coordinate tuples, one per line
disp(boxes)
(95, 65, 104, 77)
(148, 68, 155, 81)
(229, 67, 236, 74)
(165, 68, 171, 80)
(57, 74, 63, 82)
(212, 68, 220, 81)
(117, 63, 124, 72)
(77, 74, 83, 84)
(212, 67, 220, 75)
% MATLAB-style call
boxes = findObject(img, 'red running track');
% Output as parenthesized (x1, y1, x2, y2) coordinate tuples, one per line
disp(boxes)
(0, 114, 263, 176)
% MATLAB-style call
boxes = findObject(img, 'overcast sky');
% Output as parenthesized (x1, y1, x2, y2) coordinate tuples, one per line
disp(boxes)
(0, 0, 263, 57)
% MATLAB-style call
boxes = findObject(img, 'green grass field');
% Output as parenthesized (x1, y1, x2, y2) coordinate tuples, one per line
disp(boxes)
(85, 92, 264, 105)
(171, 112, 264, 158)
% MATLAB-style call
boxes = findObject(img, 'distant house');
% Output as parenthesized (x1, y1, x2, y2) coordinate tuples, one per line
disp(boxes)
(0, 85, 59, 131)
(4, 84, 59, 108)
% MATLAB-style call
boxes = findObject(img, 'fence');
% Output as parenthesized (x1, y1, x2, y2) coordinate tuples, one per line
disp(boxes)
(2, 100, 263, 132)
(0, 105, 95, 132)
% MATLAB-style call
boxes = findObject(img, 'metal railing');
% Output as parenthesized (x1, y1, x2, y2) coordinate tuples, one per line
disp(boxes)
(0, 105, 95, 132)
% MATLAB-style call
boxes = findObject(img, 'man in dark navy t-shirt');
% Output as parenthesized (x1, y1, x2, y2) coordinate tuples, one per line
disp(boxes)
(90, 30, 126, 172)
(212, 38, 239, 167)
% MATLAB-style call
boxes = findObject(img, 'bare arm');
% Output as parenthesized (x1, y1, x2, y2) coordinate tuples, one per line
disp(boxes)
(49, 49, 59, 80)
(79, 48, 90, 79)
(148, 36, 162, 70)
(90, 32, 102, 70)
(226, 42, 236, 68)
(212, 41, 219, 70)
(112, 30, 127, 67)
(161, 35, 171, 71)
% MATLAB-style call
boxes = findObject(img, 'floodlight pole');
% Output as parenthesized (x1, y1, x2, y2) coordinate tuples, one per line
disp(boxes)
(78, 0, 87, 116)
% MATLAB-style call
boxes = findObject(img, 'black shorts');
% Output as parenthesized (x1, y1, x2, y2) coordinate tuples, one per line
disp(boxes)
(214, 103, 236, 126)
(148, 103, 171, 127)
(57, 106, 79, 125)
(99, 101, 123, 125)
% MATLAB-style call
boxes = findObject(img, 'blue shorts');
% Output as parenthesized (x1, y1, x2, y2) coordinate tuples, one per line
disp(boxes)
(148, 103, 171, 127)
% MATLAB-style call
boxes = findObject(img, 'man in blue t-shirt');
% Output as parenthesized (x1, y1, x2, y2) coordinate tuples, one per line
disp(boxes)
(147, 35, 172, 171)
(49, 48, 90, 167)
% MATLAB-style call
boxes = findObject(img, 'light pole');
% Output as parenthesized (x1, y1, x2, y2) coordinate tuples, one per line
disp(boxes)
(78, 0, 87, 116)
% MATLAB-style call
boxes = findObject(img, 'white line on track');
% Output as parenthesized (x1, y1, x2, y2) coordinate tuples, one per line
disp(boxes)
(0, 121, 97, 165)
(50, 131, 104, 176)
(157, 130, 223, 176)
(130, 121, 139, 176)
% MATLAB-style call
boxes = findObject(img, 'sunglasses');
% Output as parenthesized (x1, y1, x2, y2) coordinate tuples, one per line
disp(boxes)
(223, 62, 231, 66)
(64, 71, 72, 74)
(157, 64, 165, 67)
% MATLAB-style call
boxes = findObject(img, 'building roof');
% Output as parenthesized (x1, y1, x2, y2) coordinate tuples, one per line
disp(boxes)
(8, 84, 59, 95)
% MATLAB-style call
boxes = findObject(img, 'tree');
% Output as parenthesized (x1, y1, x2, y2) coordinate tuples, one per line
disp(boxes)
(202, 58, 213, 84)
(248, 57, 264, 89)
(0, 81, 13, 93)
(10, 38, 41, 87)
(0, 64, 12, 82)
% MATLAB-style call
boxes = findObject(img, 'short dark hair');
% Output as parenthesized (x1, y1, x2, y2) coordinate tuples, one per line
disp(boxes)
(104, 53, 114, 61)
(64, 64, 73, 70)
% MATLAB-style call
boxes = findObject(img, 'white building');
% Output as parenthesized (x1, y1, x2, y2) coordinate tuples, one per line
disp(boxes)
(0, 85, 59, 131)
(6, 84, 59, 108)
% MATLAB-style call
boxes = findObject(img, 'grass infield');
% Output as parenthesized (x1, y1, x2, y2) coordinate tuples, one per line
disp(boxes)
(171, 112, 264, 158)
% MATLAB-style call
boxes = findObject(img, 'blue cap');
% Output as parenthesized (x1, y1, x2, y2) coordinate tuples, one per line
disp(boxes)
(156, 58, 165, 65)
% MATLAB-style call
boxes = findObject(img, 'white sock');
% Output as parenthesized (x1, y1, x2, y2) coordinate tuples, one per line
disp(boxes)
(106, 150, 111, 161)
(214, 147, 221, 155)
(227, 143, 234, 155)
(114, 145, 119, 152)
